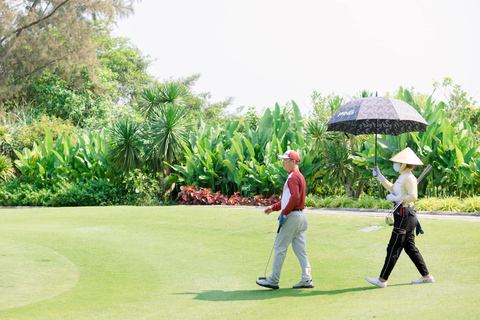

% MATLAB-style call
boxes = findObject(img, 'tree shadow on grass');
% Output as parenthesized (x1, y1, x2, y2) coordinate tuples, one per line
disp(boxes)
(176, 286, 378, 301)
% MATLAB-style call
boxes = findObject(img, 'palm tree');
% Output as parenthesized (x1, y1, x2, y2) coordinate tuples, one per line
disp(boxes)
(138, 82, 188, 120)
(143, 103, 191, 178)
(140, 82, 192, 180)
(108, 119, 142, 172)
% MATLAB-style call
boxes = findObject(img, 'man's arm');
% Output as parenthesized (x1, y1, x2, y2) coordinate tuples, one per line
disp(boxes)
(271, 201, 282, 212)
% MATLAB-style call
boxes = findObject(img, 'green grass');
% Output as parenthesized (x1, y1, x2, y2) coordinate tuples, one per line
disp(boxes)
(0, 206, 479, 319)
(306, 194, 480, 212)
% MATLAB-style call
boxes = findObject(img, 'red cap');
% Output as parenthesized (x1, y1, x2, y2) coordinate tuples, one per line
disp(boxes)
(277, 150, 300, 162)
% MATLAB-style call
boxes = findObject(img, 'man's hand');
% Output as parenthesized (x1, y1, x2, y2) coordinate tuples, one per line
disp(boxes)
(263, 206, 273, 215)
(278, 214, 288, 227)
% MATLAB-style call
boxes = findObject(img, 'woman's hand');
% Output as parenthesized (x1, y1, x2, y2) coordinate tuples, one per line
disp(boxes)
(373, 165, 386, 183)
(386, 193, 401, 202)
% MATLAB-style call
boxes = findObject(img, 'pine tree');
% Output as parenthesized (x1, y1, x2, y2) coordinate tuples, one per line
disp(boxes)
(0, 0, 136, 101)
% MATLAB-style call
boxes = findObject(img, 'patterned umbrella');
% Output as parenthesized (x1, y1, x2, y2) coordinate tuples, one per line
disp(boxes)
(326, 96, 429, 165)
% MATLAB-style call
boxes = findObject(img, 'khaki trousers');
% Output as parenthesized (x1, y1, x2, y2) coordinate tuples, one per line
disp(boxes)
(267, 210, 312, 284)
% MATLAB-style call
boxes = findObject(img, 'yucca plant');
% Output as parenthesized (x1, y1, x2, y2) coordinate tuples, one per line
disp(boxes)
(305, 118, 328, 153)
(323, 140, 353, 195)
(109, 119, 142, 172)
(135, 82, 193, 182)
(143, 103, 192, 178)
(138, 82, 188, 120)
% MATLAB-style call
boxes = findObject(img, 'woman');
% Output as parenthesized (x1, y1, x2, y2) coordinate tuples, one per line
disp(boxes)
(366, 147, 434, 288)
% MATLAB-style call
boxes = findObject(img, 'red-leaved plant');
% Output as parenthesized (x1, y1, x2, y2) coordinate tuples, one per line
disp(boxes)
(178, 186, 280, 206)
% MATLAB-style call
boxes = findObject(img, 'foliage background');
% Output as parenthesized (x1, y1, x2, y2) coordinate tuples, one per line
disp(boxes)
(0, 1, 479, 207)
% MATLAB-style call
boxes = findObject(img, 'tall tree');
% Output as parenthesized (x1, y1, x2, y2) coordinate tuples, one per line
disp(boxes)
(94, 21, 154, 106)
(0, 0, 136, 102)
(172, 74, 235, 124)
(139, 82, 192, 178)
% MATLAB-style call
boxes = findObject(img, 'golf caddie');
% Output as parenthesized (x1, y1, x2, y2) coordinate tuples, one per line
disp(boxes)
(256, 150, 314, 290)
(366, 147, 434, 288)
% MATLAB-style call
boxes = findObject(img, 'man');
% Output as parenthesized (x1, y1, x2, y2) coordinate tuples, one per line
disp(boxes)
(256, 150, 314, 290)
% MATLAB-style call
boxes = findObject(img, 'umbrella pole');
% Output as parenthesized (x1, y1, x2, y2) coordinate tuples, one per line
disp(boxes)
(375, 122, 380, 200)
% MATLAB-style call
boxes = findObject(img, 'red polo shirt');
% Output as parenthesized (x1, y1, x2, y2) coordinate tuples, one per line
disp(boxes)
(271, 168, 306, 215)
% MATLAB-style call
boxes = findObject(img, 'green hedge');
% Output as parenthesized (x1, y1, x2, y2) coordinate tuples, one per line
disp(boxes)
(0, 179, 134, 207)
(305, 194, 392, 209)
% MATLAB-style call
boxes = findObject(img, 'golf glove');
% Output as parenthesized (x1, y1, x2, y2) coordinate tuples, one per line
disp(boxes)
(373, 165, 386, 183)
(386, 193, 401, 202)
(278, 214, 288, 227)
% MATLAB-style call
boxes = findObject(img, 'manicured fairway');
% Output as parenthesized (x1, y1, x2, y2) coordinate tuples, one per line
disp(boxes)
(0, 206, 479, 319)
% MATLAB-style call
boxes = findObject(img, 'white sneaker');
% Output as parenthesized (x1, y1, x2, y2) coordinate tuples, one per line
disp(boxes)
(292, 280, 314, 289)
(411, 276, 435, 284)
(256, 279, 279, 289)
(365, 277, 387, 288)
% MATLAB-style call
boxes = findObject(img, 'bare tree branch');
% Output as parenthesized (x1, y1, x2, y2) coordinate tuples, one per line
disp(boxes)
(0, 0, 72, 74)
(28, 0, 41, 14)
(15, 0, 72, 37)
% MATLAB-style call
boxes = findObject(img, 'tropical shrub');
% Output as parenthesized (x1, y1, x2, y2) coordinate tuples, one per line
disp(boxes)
(0, 154, 15, 181)
(122, 169, 166, 206)
(9, 114, 76, 152)
(14, 127, 115, 183)
(165, 102, 322, 197)
(177, 186, 280, 206)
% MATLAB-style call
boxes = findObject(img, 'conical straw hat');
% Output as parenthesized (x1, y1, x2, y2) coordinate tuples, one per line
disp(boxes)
(389, 147, 423, 165)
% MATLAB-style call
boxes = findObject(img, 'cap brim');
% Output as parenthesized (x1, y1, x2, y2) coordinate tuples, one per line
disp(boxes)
(277, 155, 289, 160)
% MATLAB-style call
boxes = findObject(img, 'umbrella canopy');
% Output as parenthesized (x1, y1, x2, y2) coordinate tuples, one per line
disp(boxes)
(326, 96, 428, 136)
(326, 96, 429, 167)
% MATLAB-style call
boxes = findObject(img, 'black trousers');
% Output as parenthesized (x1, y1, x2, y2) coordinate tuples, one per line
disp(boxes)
(380, 207, 430, 280)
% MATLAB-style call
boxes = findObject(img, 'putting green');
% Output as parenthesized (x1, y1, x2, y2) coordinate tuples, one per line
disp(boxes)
(0, 206, 478, 319)
(0, 238, 79, 310)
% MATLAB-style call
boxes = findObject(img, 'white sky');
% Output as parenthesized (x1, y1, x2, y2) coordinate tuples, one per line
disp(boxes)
(114, 0, 480, 114)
